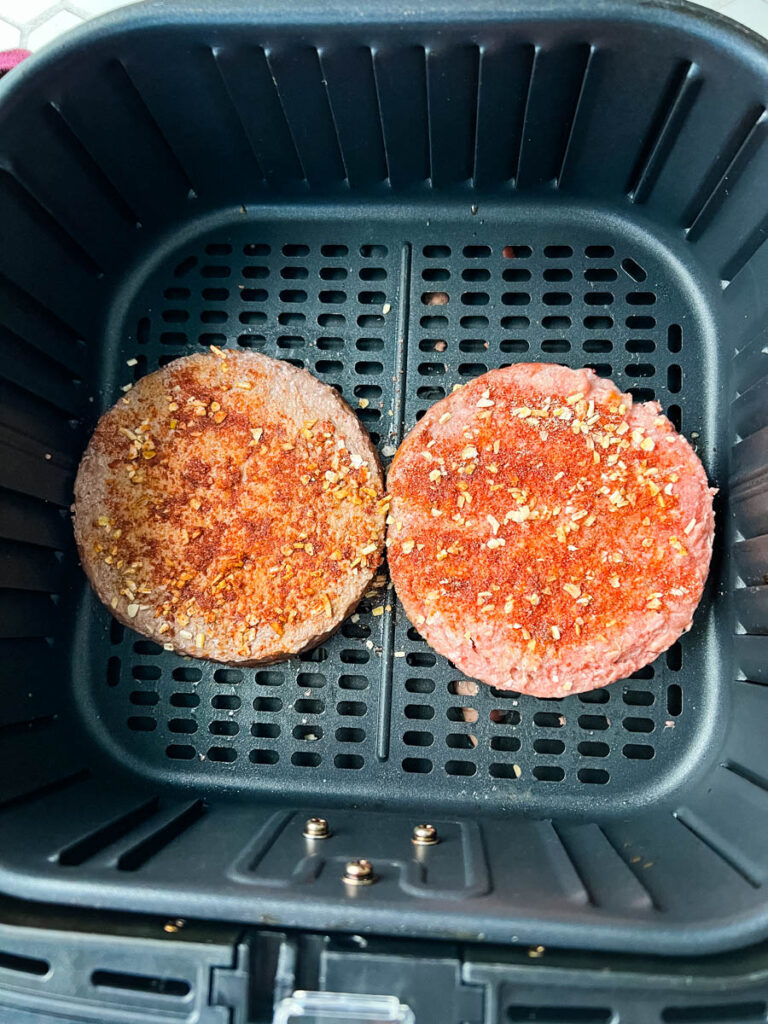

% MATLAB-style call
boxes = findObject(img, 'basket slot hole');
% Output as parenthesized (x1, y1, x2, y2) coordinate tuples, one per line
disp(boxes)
(212, 694, 240, 710)
(542, 340, 571, 353)
(543, 268, 572, 283)
(534, 739, 565, 755)
(357, 337, 384, 352)
(501, 315, 530, 328)
(423, 245, 450, 258)
(340, 649, 369, 665)
(584, 292, 613, 306)
(244, 266, 269, 279)
(293, 725, 322, 741)
(133, 644, 161, 659)
(619, 257, 647, 282)
(490, 709, 520, 725)
(107, 657, 121, 687)
(171, 693, 199, 708)
(668, 684, 683, 717)
(296, 672, 326, 688)
(129, 690, 159, 707)
(626, 363, 655, 377)
(623, 717, 655, 733)
(321, 244, 348, 257)
(318, 337, 344, 351)
(503, 268, 532, 282)
(405, 704, 434, 720)
(404, 730, 434, 746)
(321, 267, 348, 280)
(252, 723, 280, 738)
(337, 701, 366, 717)
(253, 697, 282, 712)
(166, 744, 195, 760)
(578, 741, 609, 757)
(249, 749, 278, 764)
(578, 769, 610, 784)
(336, 727, 365, 743)
(490, 736, 521, 752)
(458, 362, 488, 377)
(339, 675, 369, 690)
(490, 763, 521, 778)
(361, 244, 388, 258)
(534, 712, 564, 728)
(445, 759, 477, 776)
(342, 621, 371, 639)
(423, 267, 450, 282)
(542, 315, 571, 329)
(320, 290, 346, 304)
(587, 364, 614, 378)
(168, 719, 197, 734)
(578, 714, 609, 730)
(291, 752, 321, 767)
(623, 690, 654, 706)
(201, 310, 227, 324)
(503, 245, 532, 259)
(623, 744, 655, 760)
(334, 754, 364, 769)
(402, 757, 432, 773)
(460, 339, 488, 353)
(667, 642, 683, 671)
(294, 699, 324, 714)
(627, 291, 656, 305)
(533, 765, 565, 781)
(626, 339, 655, 353)
(583, 339, 613, 353)
(210, 721, 239, 736)
(585, 267, 617, 282)
(578, 689, 610, 703)
(254, 670, 281, 686)
(502, 292, 530, 306)
(585, 245, 614, 258)
(501, 340, 530, 353)
(668, 364, 682, 392)
(447, 733, 477, 749)
(584, 315, 613, 329)
(463, 245, 491, 258)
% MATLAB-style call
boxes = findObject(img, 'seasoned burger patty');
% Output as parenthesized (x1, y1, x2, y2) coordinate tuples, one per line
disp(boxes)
(74, 350, 386, 663)
(387, 363, 715, 697)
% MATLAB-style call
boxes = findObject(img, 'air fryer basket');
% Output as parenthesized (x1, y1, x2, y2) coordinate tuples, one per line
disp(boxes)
(1, 0, 767, 956)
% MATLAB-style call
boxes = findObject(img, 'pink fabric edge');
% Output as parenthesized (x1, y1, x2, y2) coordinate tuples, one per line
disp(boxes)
(0, 50, 32, 73)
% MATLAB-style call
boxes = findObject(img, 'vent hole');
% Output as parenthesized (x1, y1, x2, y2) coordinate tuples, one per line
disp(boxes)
(423, 267, 450, 281)
(406, 678, 435, 694)
(249, 749, 278, 764)
(542, 315, 571, 329)
(503, 267, 532, 282)
(585, 245, 614, 258)
(667, 642, 683, 671)
(166, 744, 195, 760)
(404, 730, 434, 746)
(335, 754, 364, 769)
(402, 757, 432, 773)
(490, 763, 521, 779)
(533, 765, 565, 781)
(337, 701, 366, 716)
(337, 727, 365, 743)
(208, 746, 236, 762)
(623, 690, 654, 707)
(291, 752, 321, 767)
(445, 759, 477, 776)
(171, 693, 199, 708)
(626, 339, 655, 354)
(578, 741, 609, 757)
(585, 267, 617, 282)
(623, 743, 654, 760)
(490, 736, 521, 752)
(622, 257, 647, 282)
(578, 769, 610, 784)
(501, 339, 529, 353)
(668, 684, 683, 717)
(423, 245, 450, 258)
(503, 245, 532, 258)
(583, 339, 613, 353)
(91, 970, 190, 997)
(293, 725, 322, 741)
(623, 717, 655, 733)
(660, 1002, 767, 1023)
(534, 739, 565, 755)
(447, 733, 477, 749)
(668, 364, 682, 392)
(405, 704, 434, 720)
(252, 722, 280, 738)
(339, 675, 368, 690)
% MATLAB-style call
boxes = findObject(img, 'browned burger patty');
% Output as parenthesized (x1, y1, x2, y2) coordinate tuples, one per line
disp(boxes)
(74, 350, 386, 663)
(387, 363, 715, 697)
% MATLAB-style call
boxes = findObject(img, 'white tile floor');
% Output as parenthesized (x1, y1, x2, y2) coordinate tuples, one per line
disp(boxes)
(0, 0, 768, 51)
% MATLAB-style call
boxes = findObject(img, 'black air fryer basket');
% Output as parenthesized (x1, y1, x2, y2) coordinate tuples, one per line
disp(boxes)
(2, 0, 768, 1012)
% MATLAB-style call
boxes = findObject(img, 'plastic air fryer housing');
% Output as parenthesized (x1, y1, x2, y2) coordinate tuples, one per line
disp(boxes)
(1, 0, 768, 990)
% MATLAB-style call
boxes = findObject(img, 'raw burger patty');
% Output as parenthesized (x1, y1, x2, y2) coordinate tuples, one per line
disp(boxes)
(74, 350, 386, 664)
(387, 363, 715, 697)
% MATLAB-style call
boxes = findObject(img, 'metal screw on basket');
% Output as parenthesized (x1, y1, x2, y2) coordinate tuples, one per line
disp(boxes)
(412, 823, 439, 846)
(343, 859, 375, 885)
(303, 816, 331, 840)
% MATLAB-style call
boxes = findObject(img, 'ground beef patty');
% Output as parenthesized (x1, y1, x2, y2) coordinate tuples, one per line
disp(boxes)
(74, 350, 386, 664)
(387, 363, 715, 697)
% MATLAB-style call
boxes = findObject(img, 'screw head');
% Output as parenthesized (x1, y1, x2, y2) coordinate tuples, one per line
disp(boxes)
(303, 816, 330, 839)
(343, 859, 375, 885)
(412, 823, 439, 846)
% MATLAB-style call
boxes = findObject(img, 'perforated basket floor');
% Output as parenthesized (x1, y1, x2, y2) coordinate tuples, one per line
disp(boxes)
(73, 206, 724, 816)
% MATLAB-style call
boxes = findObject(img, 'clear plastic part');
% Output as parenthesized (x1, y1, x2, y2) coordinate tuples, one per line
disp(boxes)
(273, 990, 415, 1024)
